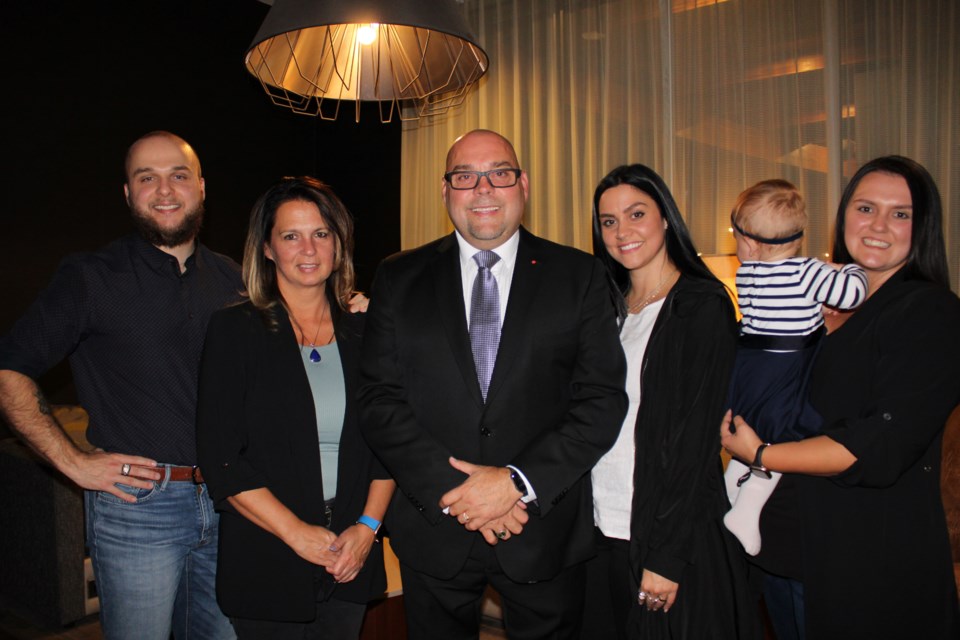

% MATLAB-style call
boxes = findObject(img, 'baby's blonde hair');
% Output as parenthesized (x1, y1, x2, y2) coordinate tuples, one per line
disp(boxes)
(731, 179, 806, 242)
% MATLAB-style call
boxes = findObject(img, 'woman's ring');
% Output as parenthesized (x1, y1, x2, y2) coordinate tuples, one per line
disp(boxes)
(637, 591, 647, 603)
(497, 530, 507, 540)
(121, 463, 131, 477)
(461, 512, 469, 523)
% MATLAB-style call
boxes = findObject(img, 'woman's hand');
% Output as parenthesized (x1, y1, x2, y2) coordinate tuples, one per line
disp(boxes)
(720, 409, 764, 464)
(326, 523, 377, 583)
(347, 292, 369, 313)
(638, 569, 679, 613)
(285, 521, 339, 568)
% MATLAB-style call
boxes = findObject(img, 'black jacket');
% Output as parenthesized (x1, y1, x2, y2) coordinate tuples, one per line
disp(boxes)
(359, 228, 628, 582)
(197, 303, 387, 621)
(627, 275, 759, 639)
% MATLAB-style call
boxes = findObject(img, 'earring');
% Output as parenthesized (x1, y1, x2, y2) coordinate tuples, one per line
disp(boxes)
(663, 221, 669, 230)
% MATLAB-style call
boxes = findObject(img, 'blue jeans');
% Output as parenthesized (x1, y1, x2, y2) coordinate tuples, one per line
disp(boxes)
(86, 468, 235, 640)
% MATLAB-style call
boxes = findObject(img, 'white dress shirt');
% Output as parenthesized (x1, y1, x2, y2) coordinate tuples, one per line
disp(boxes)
(455, 230, 519, 329)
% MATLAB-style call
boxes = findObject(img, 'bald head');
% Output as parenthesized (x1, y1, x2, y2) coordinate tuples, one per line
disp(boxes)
(125, 131, 202, 185)
(445, 129, 521, 172)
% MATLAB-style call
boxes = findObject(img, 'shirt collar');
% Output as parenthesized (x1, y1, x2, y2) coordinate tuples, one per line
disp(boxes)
(455, 229, 520, 271)
(129, 233, 200, 276)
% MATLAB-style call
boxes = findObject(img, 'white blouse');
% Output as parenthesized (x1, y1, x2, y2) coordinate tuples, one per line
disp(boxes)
(591, 298, 664, 540)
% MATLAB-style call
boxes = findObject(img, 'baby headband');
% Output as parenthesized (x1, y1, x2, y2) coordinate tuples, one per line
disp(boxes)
(731, 219, 803, 245)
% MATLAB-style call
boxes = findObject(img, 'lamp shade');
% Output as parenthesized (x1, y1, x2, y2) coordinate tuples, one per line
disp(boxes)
(245, 0, 489, 121)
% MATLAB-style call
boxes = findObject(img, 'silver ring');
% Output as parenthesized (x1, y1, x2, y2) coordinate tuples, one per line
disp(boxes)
(637, 590, 647, 603)
(461, 512, 469, 523)
(497, 530, 507, 540)
(121, 463, 131, 477)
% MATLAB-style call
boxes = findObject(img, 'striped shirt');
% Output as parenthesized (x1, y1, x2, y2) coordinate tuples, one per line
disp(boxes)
(737, 257, 867, 337)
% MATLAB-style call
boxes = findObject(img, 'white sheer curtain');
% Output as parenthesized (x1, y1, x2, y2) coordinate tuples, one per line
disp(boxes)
(399, 0, 959, 289)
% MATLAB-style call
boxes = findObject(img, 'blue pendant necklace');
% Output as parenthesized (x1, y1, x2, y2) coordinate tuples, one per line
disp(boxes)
(290, 305, 333, 364)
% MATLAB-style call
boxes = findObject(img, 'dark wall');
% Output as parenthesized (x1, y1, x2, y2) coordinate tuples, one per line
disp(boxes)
(0, 0, 401, 402)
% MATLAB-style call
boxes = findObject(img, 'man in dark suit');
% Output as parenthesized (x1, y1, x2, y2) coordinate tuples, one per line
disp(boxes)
(359, 129, 628, 639)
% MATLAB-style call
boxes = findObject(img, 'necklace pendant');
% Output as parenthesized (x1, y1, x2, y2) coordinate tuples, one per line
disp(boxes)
(309, 348, 321, 363)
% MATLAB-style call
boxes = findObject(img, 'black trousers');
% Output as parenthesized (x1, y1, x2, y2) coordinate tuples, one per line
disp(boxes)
(400, 536, 586, 640)
(580, 528, 633, 640)
(230, 597, 366, 640)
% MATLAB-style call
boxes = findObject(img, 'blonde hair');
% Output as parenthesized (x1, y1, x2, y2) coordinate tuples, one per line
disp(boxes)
(731, 179, 806, 242)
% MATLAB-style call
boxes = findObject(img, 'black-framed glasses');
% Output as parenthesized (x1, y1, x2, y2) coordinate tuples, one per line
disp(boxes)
(443, 168, 522, 190)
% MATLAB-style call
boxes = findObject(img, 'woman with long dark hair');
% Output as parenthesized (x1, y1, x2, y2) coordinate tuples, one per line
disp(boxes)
(584, 164, 758, 639)
(722, 156, 960, 639)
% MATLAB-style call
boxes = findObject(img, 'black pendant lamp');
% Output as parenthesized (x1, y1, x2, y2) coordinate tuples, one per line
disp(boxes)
(246, 0, 489, 122)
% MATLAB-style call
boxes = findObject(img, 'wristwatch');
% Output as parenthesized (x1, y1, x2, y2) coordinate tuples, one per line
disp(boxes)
(509, 469, 529, 497)
(749, 443, 773, 479)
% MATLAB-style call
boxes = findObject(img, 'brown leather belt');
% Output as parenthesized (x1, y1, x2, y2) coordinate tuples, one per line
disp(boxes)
(138, 465, 204, 483)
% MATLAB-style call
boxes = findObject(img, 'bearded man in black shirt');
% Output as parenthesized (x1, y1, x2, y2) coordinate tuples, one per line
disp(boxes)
(0, 131, 241, 640)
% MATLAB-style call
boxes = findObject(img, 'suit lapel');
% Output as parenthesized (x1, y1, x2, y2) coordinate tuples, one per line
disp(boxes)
(273, 311, 325, 496)
(485, 229, 540, 404)
(431, 234, 485, 407)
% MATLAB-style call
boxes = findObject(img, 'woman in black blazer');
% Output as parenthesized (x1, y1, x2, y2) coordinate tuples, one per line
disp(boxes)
(197, 176, 394, 639)
(721, 156, 960, 638)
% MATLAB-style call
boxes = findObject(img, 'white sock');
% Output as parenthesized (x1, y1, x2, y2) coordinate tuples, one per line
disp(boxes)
(723, 469, 782, 556)
(723, 459, 749, 507)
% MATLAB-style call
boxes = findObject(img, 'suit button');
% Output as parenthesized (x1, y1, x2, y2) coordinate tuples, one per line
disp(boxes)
(480, 426, 492, 437)
(882, 412, 893, 421)
(923, 465, 933, 472)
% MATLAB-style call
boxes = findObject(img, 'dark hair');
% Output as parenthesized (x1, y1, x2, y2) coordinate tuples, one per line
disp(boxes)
(592, 164, 722, 316)
(833, 155, 949, 288)
(243, 176, 356, 315)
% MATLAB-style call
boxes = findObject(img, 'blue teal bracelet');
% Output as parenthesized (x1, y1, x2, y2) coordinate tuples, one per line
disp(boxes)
(356, 515, 381, 535)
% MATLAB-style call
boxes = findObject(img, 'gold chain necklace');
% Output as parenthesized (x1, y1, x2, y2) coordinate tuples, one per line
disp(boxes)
(627, 271, 672, 314)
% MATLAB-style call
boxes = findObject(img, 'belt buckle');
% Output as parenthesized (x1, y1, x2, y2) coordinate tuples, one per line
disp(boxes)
(191, 466, 203, 484)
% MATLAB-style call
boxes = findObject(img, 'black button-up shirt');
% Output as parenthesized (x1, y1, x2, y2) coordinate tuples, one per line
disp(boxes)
(0, 233, 243, 464)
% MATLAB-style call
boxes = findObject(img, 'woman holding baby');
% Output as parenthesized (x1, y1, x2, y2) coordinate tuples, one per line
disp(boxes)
(722, 156, 960, 639)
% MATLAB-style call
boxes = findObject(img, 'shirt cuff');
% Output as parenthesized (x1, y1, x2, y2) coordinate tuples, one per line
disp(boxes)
(506, 465, 538, 503)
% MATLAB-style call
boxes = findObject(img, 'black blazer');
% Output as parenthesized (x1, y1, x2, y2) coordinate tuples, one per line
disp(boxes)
(359, 228, 628, 582)
(197, 302, 386, 622)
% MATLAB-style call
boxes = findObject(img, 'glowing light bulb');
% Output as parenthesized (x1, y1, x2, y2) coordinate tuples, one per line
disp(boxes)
(357, 24, 378, 45)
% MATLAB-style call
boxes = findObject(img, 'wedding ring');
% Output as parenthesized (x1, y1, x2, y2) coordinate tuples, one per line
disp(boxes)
(497, 530, 507, 540)
(461, 512, 469, 523)
(121, 463, 131, 477)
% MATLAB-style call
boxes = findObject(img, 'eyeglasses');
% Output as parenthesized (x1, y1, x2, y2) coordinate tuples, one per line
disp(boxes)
(443, 168, 522, 190)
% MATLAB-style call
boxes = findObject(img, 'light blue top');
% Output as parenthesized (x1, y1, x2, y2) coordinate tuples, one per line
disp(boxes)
(298, 341, 345, 501)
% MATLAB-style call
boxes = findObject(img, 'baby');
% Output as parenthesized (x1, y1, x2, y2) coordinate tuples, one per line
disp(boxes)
(724, 179, 867, 555)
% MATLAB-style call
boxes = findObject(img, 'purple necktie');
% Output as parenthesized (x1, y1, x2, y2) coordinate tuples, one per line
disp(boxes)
(470, 251, 501, 402)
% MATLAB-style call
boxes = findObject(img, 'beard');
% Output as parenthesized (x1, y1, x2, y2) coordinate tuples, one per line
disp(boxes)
(130, 200, 204, 248)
